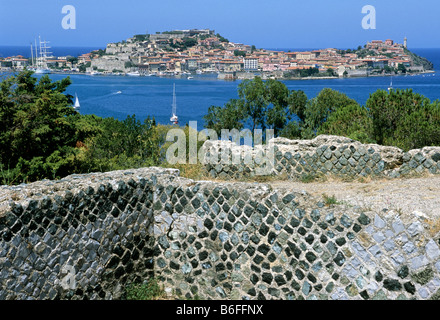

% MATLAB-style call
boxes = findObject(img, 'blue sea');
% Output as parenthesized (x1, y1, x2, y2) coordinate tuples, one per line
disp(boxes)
(2, 46, 440, 129)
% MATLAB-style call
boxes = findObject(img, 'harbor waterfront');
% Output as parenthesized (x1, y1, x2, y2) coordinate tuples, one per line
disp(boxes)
(2, 48, 440, 128)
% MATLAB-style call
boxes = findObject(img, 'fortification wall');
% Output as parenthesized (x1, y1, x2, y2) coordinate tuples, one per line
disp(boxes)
(202, 135, 440, 181)
(1, 166, 440, 300)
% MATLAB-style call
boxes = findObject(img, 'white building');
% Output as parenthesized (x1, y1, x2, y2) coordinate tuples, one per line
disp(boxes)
(244, 57, 258, 71)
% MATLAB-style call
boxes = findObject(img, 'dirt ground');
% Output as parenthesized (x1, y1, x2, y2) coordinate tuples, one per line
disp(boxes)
(268, 175, 440, 218)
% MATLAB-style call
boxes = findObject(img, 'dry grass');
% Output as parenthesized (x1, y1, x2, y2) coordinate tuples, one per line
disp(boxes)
(160, 163, 208, 181)
(426, 218, 440, 237)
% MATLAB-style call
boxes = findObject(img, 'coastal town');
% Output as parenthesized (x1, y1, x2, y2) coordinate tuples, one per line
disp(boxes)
(0, 29, 433, 80)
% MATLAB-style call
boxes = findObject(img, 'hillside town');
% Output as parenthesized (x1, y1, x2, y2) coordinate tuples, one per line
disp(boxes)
(0, 29, 433, 80)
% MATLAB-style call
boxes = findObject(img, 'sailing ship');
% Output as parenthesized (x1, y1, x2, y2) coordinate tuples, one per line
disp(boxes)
(170, 83, 179, 125)
(74, 93, 80, 111)
(34, 36, 52, 74)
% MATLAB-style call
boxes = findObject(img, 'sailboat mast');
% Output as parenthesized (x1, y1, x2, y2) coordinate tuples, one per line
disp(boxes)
(172, 83, 177, 115)
(35, 39, 39, 68)
(170, 83, 178, 124)
(30, 44, 34, 67)
(39, 36, 43, 67)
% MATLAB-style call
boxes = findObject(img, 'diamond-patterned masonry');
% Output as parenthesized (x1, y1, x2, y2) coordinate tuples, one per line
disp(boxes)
(202, 135, 440, 180)
(1, 167, 440, 300)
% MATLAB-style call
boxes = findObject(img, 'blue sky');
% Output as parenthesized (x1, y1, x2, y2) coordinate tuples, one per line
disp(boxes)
(1, 0, 440, 49)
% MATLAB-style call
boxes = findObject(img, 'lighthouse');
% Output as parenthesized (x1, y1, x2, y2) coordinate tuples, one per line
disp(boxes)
(404, 37, 407, 48)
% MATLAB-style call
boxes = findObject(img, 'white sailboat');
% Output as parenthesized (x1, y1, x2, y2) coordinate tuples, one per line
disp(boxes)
(74, 93, 80, 111)
(170, 83, 179, 125)
(388, 77, 393, 91)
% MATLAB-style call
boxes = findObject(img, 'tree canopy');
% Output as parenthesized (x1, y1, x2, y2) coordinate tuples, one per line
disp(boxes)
(203, 76, 440, 152)
(0, 70, 161, 184)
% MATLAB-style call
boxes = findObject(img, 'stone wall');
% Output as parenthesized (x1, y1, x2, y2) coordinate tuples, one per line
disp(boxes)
(1, 167, 440, 300)
(202, 135, 440, 181)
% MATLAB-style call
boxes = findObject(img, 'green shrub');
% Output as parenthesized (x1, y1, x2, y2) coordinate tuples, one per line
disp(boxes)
(125, 279, 166, 300)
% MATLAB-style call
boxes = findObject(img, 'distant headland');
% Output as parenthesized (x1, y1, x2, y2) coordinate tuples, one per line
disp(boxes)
(0, 29, 434, 80)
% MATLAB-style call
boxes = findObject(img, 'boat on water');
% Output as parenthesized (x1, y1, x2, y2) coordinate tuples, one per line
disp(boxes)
(35, 68, 51, 74)
(90, 71, 102, 76)
(388, 77, 393, 91)
(32, 36, 52, 74)
(74, 93, 80, 111)
(188, 76, 194, 80)
(170, 83, 179, 125)
(126, 71, 141, 77)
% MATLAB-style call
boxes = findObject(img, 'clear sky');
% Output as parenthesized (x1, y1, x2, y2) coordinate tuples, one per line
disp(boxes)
(1, 0, 440, 49)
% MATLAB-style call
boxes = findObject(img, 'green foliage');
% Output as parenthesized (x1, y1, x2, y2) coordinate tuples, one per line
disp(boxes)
(318, 104, 374, 144)
(287, 90, 308, 122)
(303, 88, 358, 135)
(322, 193, 340, 206)
(0, 70, 82, 182)
(3, 71, 440, 185)
(203, 77, 440, 153)
(124, 279, 166, 300)
(234, 50, 246, 57)
(216, 33, 229, 42)
(182, 37, 198, 48)
(203, 99, 245, 134)
(397, 63, 407, 73)
(66, 56, 78, 64)
(300, 67, 320, 77)
(367, 88, 440, 150)
(78, 61, 91, 72)
(394, 105, 440, 151)
(124, 61, 135, 69)
(169, 37, 198, 51)
(205, 77, 293, 136)
(237, 77, 269, 132)
(155, 124, 206, 165)
(326, 68, 336, 76)
(133, 34, 148, 42)
(404, 48, 434, 71)
(284, 67, 320, 79)
(83, 115, 159, 172)
(264, 79, 292, 134)
(93, 49, 106, 57)
(279, 121, 302, 140)
(0, 70, 161, 185)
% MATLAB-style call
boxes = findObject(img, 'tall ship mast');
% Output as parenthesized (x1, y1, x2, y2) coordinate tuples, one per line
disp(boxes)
(35, 36, 52, 74)
(30, 43, 35, 70)
(170, 83, 179, 125)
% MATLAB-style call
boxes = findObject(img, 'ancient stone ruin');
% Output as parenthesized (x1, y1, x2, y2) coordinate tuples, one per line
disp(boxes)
(1, 137, 440, 300)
